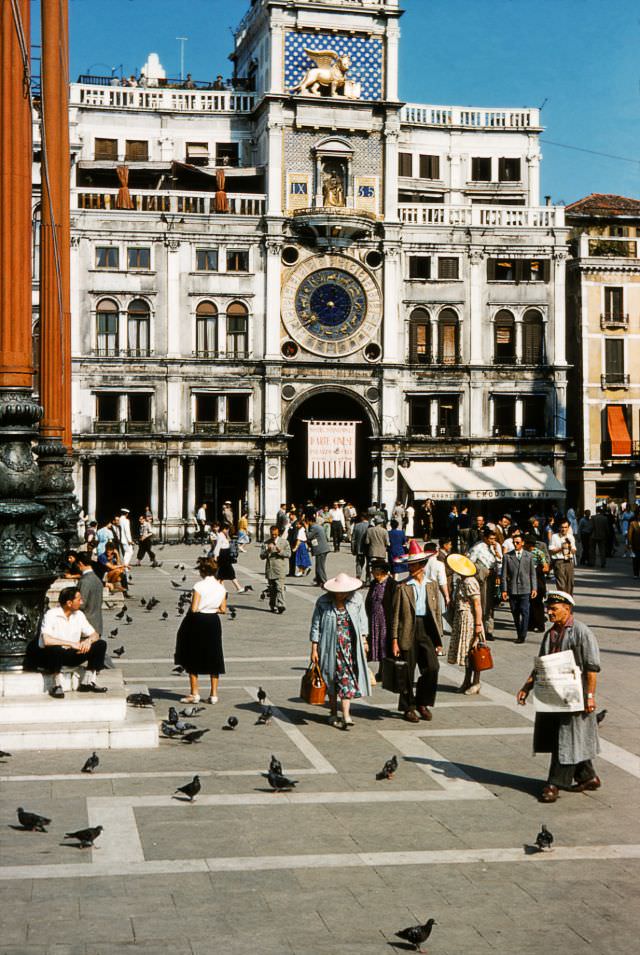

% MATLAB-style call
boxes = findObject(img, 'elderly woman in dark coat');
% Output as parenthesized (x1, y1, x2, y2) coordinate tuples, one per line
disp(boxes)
(310, 572, 371, 730)
(364, 559, 398, 684)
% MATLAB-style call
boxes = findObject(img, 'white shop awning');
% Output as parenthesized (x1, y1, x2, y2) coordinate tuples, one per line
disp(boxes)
(398, 461, 566, 501)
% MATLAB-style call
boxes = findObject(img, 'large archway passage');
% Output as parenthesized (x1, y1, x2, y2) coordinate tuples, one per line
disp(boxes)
(286, 391, 374, 510)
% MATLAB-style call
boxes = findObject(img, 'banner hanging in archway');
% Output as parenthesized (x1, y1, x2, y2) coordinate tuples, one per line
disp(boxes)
(307, 420, 358, 479)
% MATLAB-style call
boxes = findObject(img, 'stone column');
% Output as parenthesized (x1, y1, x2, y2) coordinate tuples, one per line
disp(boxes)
(86, 456, 97, 520)
(247, 455, 258, 523)
(164, 455, 184, 540)
(385, 21, 400, 101)
(266, 118, 284, 216)
(515, 318, 523, 363)
(383, 127, 400, 221)
(150, 455, 161, 520)
(429, 397, 439, 437)
(0, 0, 61, 668)
(552, 250, 568, 367)
(185, 456, 196, 521)
(382, 242, 401, 361)
(468, 250, 485, 364)
(515, 397, 524, 438)
(264, 238, 283, 358)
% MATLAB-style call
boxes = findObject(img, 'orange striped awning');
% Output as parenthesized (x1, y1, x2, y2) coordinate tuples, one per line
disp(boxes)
(607, 405, 632, 456)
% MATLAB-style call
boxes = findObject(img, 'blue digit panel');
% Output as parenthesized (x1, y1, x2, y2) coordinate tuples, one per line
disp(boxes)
(285, 32, 383, 102)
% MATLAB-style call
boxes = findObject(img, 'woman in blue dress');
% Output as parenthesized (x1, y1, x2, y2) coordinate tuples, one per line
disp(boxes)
(293, 518, 312, 576)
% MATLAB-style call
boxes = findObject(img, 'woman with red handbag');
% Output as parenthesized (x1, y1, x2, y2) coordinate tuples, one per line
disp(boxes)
(309, 573, 371, 730)
(446, 554, 489, 695)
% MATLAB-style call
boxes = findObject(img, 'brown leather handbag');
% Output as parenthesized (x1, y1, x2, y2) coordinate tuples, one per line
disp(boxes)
(300, 661, 327, 705)
(469, 641, 494, 672)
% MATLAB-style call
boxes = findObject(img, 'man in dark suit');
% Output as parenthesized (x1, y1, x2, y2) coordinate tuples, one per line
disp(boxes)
(351, 513, 370, 581)
(391, 542, 443, 722)
(307, 517, 331, 585)
(501, 531, 537, 643)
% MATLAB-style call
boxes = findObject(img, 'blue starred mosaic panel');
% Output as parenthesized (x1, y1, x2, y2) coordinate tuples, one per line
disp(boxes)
(285, 32, 383, 101)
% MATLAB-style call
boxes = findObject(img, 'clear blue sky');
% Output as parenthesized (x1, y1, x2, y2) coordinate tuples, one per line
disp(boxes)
(35, 0, 639, 204)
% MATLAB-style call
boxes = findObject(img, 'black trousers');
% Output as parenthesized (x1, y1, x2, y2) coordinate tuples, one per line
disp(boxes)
(331, 521, 343, 551)
(25, 639, 107, 675)
(314, 552, 328, 585)
(399, 616, 440, 711)
(548, 754, 595, 789)
(136, 538, 156, 562)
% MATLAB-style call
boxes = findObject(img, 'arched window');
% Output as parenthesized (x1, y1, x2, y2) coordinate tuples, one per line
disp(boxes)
(523, 309, 545, 365)
(196, 301, 218, 356)
(226, 301, 248, 356)
(409, 307, 431, 364)
(437, 308, 459, 364)
(127, 298, 150, 356)
(96, 298, 119, 356)
(494, 308, 515, 363)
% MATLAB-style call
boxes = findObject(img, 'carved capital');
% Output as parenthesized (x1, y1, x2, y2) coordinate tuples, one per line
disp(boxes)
(469, 249, 486, 266)
(265, 238, 284, 256)
(553, 249, 569, 263)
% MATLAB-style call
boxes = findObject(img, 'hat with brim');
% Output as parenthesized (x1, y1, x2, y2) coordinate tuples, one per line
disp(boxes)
(545, 590, 575, 606)
(446, 553, 477, 577)
(406, 539, 431, 564)
(370, 559, 390, 572)
(323, 573, 363, 594)
(120, 508, 130, 514)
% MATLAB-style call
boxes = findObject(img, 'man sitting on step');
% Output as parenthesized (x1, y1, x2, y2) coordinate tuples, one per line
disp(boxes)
(24, 586, 108, 699)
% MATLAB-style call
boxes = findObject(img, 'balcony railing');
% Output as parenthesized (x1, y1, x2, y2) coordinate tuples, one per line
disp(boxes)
(193, 421, 251, 435)
(401, 103, 540, 130)
(601, 440, 640, 463)
(77, 188, 265, 217)
(407, 425, 463, 438)
(492, 425, 518, 438)
(601, 373, 630, 390)
(580, 235, 640, 259)
(600, 313, 629, 330)
(399, 204, 564, 229)
(70, 83, 255, 114)
(493, 354, 519, 365)
(92, 419, 155, 434)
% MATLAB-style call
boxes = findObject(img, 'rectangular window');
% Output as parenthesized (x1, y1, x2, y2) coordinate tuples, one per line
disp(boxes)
(96, 311, 118, 355)
(96, 393, 120, 422)
(186, 142, 209, 165)
(94, 138, 117, 160)
(127, 247, 150, 270)
(125, 140, 148, 162)
(438, 322, 458, 364)
(522, 396, 547, 436)
(399, 152, 413, 177)
(493, 397, 516, 436)
(215, 142, 239, 166)
(437, 396, 458, 435)
(471, 157, 492, 181)
(521, 259, 548, 282)
(227, 249, 249, 272)
(227, 314, 248, 355)
(605, 339, 624, 379)
(408, 256, 430, 280)
(498, 157, 521, 182)
(419, 155, 440, 180)
(195, 394, 218, 422)
(95, 246, 119, 269)
(127, 315, 149, 356)
(127, 394, 151, 422)
(226, 394, 249, 422)
(609, 226, 629, 237)
(195, 249, 218, 272)
(604, 286, 624, 319)
(437, 257, 459, 280)
(487, 258, 550, 282)
(408, 396, 430, 435)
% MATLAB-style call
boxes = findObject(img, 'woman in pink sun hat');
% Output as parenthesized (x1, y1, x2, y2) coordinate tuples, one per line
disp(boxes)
(309, 572, 371, 730)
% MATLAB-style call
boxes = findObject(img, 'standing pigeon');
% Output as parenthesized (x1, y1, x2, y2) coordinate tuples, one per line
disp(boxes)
(125, 615, 133, 625)
(182, 728, 210, 744)
(109, 628, 118, 638)
(535, 824, 554, 852)
(596, 709, 608, 725)
(140, 598, 147, 606)
(115, 606, 127, 620)
(395, 919, 436, 953)
(174, 775, 201, 802)
(0, 750, 12, 759)
(161, 722, 183, 738)
(257, 687, 267, 705)
(126, 692, 153, 707)
(376, 755, 398, 781)
(223, 716, 239, 731)
(112, 646, 125, 657)
(168, 706, 179, 725)
(172, 665, 185, 674)
(161, 611, 169, 620)
(17, 808, 51, 832)
(256, 707, 273, 725)
(81, 752, 99, 774)
(64, 825, 103, 848)
(266, 771, 298, 793)
(269, 755, 283, 776)
(180, 704, 204, 717)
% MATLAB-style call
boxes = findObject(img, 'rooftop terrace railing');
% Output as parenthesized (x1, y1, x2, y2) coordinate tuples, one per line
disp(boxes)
(401, 103, 540, 130)
(70, 83, 255, 113)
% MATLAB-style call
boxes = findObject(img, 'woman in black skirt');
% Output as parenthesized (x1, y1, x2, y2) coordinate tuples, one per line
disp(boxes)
(174, 558, 226, 704)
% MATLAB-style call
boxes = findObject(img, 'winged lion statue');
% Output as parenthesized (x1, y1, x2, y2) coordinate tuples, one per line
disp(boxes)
(290, 48, 354, 98)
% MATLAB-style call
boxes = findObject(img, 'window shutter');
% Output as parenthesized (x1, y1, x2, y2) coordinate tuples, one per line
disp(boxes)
(486, 258, 496, 280)
(498, 157, 506, 180)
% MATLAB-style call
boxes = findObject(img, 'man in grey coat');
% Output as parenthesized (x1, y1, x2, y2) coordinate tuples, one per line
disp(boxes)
(517, 590, 601, 803)
(351, 513, 370, 581)
(76, 551, 104, 636)
(501, 531, 537, 643)
(260, 525, 291, 613)
(307, 518, 331, 585)
(365, 517, 390, 563)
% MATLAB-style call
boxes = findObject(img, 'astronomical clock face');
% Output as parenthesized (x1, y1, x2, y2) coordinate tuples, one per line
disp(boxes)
(281, 255, 382, 357)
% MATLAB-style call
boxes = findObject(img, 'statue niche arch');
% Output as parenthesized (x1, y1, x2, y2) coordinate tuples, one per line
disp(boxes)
(285, 388, 377, 509)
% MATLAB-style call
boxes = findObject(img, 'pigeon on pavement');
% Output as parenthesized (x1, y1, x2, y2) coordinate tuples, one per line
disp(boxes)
(81, 752, 99, 774)
(161, 722, 183, 738)
(269, 755, 283, 776)
(64, 825, 103, 848)
(182, 729, 210, 744)
(109, 628, 118, 638)
(266, 771, 298, 793)
(168, 706, 179, 725)
(256, 707, 273, 725)
(172, 665, 185, 674)
(161, 611, 169, 620)
(395, 918, 436, 953)
(223, 716, 239, 731)
(596, 709, 608, 725)
(171, 580, 183, 589)
(376, 755, 398, 781)
(174, 775, 201, 802)
(115, 606, 127, 620)
(140, 598, 147, 606)
(181, 574, 187, 582)
(126, 692, 153, 708)
(125, 615, 133, 625)
(17, 808, 51, 832)
(180, 704, 204, 717)
(535, 824, 554, 851)
(0, 751, 11, 759)
(112, 646, 125, 658)
(257, 687, 267, 705)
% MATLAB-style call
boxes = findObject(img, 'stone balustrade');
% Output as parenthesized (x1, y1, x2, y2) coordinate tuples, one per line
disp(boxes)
(579, 233, 640, 259)
(75, 188, 266, 216)
(70, 83, 255, 114)
(399, 204, 564, 229)
(401, 103, 540, 130)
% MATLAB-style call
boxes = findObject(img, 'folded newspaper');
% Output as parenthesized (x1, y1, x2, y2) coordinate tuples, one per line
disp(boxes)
(533, 650, 584, 713)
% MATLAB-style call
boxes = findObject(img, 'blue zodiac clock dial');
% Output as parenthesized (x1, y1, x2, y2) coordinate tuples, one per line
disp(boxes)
(295, 269, 367, 340)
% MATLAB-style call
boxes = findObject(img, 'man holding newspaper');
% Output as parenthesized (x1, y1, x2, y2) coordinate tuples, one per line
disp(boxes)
(517, 590, 601, 804)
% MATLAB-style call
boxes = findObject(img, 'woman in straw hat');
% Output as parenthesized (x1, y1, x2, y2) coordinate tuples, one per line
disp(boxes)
(309, 572, 371, 729)
(446, 553, 485, 695)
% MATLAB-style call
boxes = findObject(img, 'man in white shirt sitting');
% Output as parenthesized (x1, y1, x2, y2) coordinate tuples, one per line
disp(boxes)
(24, 587, 108, 699)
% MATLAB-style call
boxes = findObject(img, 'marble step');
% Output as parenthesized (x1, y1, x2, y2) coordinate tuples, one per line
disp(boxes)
(0, 699, 159, 750)
(0, 670, 127, 724)
(0, 668, 124, 698)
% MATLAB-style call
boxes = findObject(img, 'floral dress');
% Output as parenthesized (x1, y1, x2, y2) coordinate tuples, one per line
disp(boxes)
(334, 607, 361, 700)
(447, 576, 481, 667)
(368, 578, 388, 663)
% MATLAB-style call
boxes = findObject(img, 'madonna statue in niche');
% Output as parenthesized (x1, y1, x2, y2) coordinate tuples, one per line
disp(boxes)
(322, 164, 346, 208)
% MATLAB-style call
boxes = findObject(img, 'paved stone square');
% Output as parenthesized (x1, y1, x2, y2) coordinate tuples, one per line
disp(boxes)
(1, 544, 639, 954)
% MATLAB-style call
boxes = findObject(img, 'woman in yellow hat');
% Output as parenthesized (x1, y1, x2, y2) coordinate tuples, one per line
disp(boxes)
(446, 553, 485, 694)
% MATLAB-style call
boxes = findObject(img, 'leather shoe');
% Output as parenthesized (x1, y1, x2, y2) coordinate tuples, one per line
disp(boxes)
(540, 785, 559, 803)
(571, 776, 601, 793)
(417, 706, 433, 721)
(78, 684, 108, 694)
(403, 709, 420, 723)
(48, 686, 64, 699)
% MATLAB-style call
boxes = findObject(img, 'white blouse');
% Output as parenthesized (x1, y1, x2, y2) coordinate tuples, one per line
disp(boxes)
(193, 577, 226, 614)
